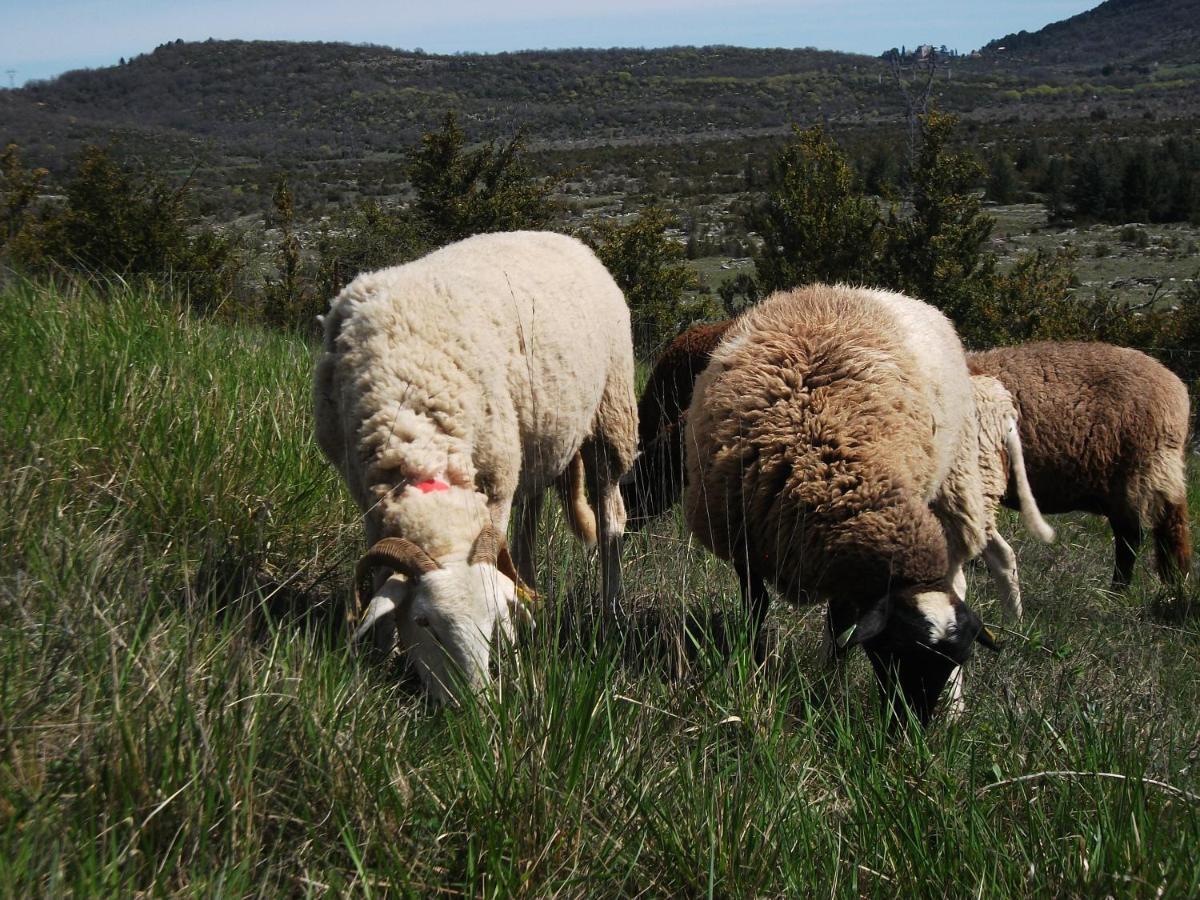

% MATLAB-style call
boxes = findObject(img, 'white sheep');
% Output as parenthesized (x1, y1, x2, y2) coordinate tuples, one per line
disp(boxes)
(684, 284, 997, 726)
(956, 375, 1056, 619)
(314, 231, 638, 702)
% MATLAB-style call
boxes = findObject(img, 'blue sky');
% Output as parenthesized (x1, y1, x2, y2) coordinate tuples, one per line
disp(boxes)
(1, 0, 1099, 87)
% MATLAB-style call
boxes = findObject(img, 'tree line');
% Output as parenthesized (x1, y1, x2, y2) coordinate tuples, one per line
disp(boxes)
(985, 134, 1200, 225)
(2, 110, 1198, 405)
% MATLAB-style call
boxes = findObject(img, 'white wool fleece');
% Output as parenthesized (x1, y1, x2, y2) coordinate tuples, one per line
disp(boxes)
(863, 287, 977, 502)
(315, 231, 637, 521)
(314, 231, 639, 701)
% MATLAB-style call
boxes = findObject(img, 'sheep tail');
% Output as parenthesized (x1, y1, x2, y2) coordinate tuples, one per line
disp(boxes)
(1153, 500, 1192, 583)
(1004, 416, 1055, 543)
(557, 451, 598, 548)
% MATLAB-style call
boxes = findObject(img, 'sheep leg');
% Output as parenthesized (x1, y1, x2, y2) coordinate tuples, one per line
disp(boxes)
(735, 563, 770, 663)
(1153, 501, 1193, 584)
(950, 564, 968, 603)
(1110, 515, 1143, 591)
(510, 490, 544, 589)
(595, 480, 627, 620)
(581, 440, 628, 621)
(981, 529, 1022, 619)
(943, 665, 966, 721)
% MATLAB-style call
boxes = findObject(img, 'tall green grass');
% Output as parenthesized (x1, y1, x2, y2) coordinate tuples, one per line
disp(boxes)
(2, 276, 1198, 896)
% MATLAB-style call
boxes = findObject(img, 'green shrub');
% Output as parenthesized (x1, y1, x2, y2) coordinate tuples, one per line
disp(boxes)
(966, 247, 1083, 346)
(1, 145, 242, 314)
(0, 143, 48, 246)
(1120, 225, 1150, 248)
(749, 126, 880, 294)
(984, 150, 1021, 204)
(717, 271, 761, 317)
(407, 112, 560, 246)
(583, 207, 708, 355)
(880, 111, 996, 329)
(312, 199, 428, 300)
(261, 177, 319, 330)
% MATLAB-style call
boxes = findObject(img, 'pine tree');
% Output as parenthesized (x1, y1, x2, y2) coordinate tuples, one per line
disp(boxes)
(881, 111, 995, 329)
(407, 112, 558, 246)
(750, 126, 880, 294)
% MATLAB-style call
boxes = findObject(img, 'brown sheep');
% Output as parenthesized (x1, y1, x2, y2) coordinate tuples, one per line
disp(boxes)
(685, 285, 996, 726)
(623, 321, 1056, 629)
(969, 341, 1192, 589)
(621, 320, 733, 524)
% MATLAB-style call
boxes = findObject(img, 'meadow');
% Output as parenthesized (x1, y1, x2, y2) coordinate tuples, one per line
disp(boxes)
(2, 277, 1199, 896)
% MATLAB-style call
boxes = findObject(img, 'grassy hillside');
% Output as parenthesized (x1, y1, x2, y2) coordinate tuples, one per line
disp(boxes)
(2, 278, 1199, 894)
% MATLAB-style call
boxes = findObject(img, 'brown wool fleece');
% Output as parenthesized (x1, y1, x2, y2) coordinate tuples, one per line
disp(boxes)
(968, 342, 1191, 529)
(684, 285, 978, 614)
(636, 319, 734, 448)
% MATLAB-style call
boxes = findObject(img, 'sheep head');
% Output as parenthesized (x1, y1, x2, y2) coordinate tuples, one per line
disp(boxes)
(831, 587, 998, 728)
(352, 525, 528, 704)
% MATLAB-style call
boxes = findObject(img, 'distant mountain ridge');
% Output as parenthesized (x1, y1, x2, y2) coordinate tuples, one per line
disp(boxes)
(1, 0, 1198, 178)
(983, 0, 1200, 66)
(1, 41, 889, 165)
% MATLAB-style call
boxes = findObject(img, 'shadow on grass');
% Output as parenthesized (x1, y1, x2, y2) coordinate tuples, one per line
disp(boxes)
(1145, 578, 1200, 624)
(185, 546, 823, 708)
(188, 544, 353, 644)
(546, 585, 749, 671)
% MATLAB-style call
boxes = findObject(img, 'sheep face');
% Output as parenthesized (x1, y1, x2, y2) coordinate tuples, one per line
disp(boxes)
(359, 564, 524, 704)
(838, 590, 994, 726)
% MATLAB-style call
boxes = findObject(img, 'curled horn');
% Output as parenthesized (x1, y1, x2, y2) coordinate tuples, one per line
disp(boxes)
(469, 523, 524, 588)
(354, 537, 440, 617)
(468, 523, 503, 566)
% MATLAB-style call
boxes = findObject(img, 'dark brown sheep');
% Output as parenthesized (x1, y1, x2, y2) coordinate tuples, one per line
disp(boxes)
(968, 341, 1192, 588)
(621, 319, 733, 524)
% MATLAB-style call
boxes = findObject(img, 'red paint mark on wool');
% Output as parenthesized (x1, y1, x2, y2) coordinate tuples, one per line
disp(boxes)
(413, 480, 451, 493)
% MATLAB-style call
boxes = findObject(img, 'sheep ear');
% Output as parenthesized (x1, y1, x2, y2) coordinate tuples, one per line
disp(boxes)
(507, 593, 535, 629)
(959, 602, 1002, 653)
(830, 596, 890, 649)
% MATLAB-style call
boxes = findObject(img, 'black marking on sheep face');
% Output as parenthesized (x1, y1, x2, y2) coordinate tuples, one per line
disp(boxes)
(844, 591, 992, 727)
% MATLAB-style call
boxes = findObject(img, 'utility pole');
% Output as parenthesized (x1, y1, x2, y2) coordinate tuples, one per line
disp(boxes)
(4, 69, 16, 89)
(886, 47, 938, 173)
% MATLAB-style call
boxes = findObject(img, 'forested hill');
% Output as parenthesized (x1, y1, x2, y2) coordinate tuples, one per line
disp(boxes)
(2, 42, 889, 165)
(983, 0, 1200, 67)
(2, 0, 1199, 175)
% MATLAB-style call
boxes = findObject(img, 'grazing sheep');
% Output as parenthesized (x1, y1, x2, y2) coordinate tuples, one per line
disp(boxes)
(622, 320, 1055, 627)
(622, 319, 733, 524)
(684, 284, 996, 726)
(957, 375, 1056, 619)
(314, 231, 638, 702)
(969, 342, 1192, 589)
